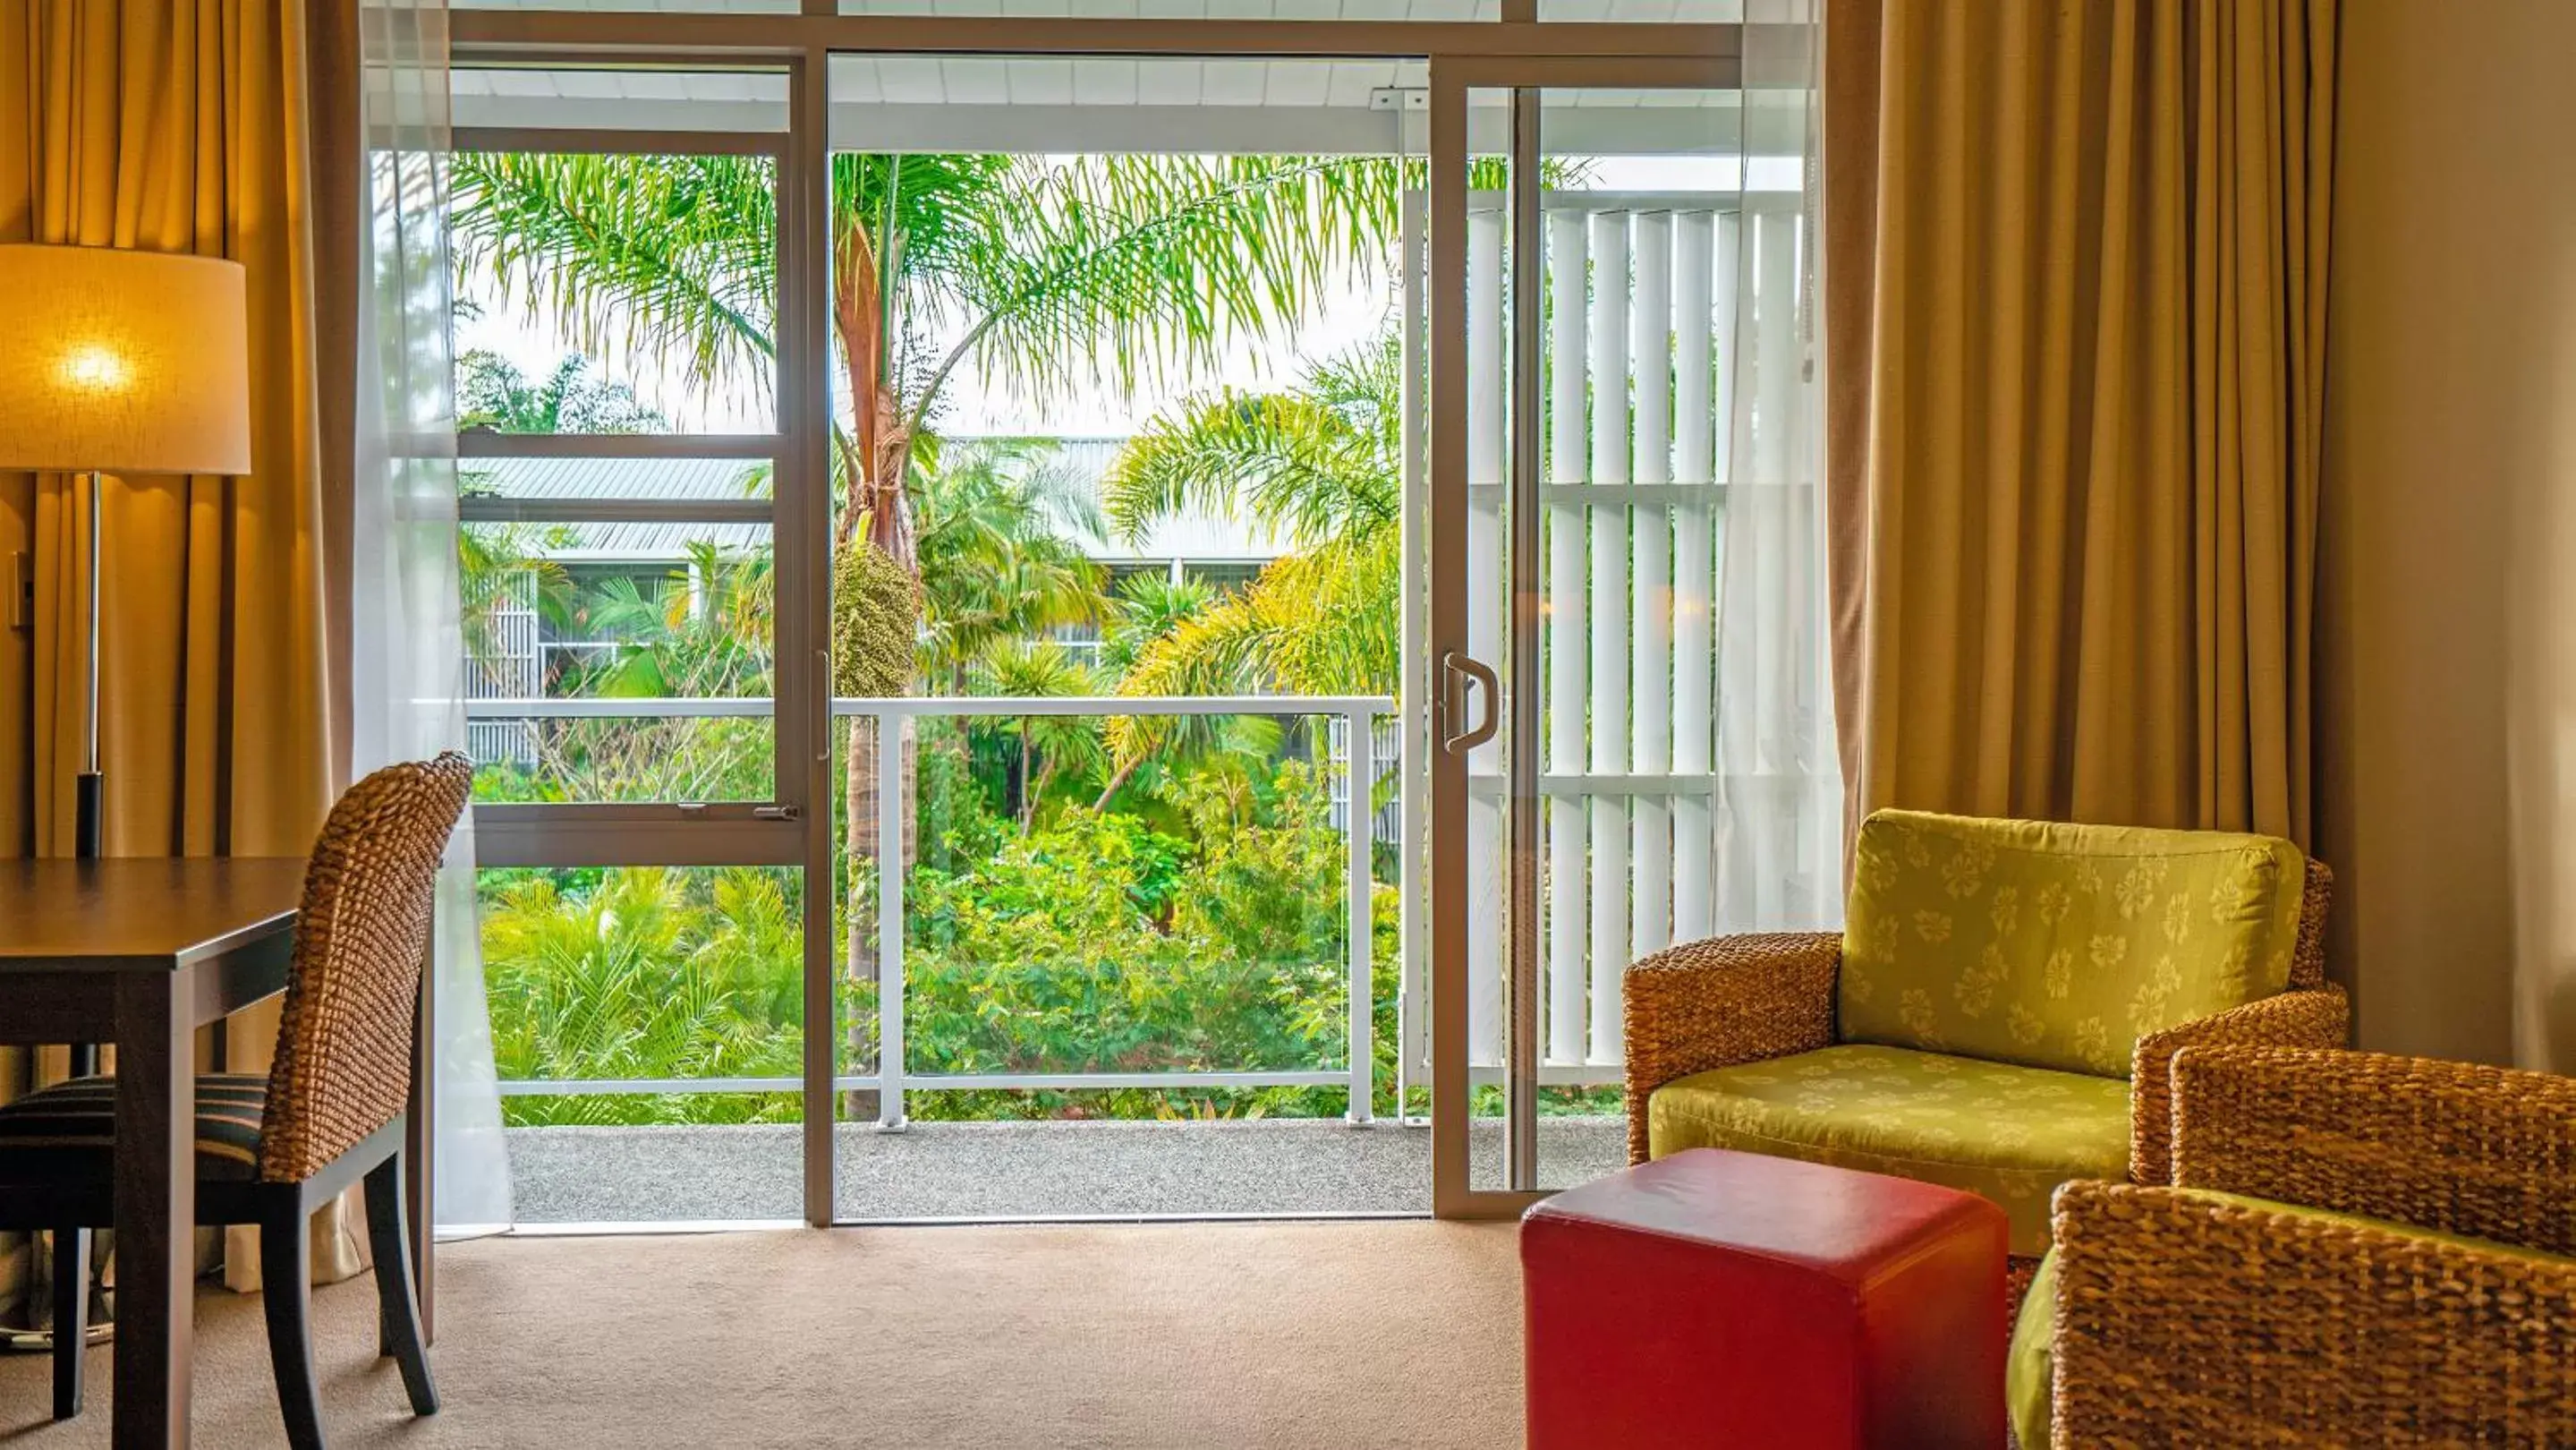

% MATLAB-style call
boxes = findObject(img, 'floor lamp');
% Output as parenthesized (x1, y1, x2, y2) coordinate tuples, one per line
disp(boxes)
(0, 244, 251, 857)
(0, 243, 251, 1348)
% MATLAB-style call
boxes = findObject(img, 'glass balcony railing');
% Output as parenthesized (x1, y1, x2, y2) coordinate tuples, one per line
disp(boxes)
(462, 693, 1399, 1126)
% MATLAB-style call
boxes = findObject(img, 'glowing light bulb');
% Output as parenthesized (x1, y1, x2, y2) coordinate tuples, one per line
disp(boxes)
(59, 344, 130, 393)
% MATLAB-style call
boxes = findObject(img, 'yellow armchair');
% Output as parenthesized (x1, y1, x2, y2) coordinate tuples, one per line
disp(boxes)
(1623, 810, 2346, 1295)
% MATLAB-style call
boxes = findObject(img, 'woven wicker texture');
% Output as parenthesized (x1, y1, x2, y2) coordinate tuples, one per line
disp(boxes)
(2127, 985, 2348, 1186)
(255, 752, 472, 1184)
(2049, 1181, 2576, 1446)
(1620, 932, 1841, 1166)
(2284, 857, 2330, 990)
(2171, 1045, 2576, 1252)
(2050, 1047, 2576, 1444)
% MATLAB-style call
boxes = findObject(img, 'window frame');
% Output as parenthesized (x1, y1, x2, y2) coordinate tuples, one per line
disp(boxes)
(442, 21, 1756, 1229)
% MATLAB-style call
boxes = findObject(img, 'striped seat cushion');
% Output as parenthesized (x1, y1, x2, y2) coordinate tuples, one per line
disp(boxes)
(0, 1073, 268, 1181)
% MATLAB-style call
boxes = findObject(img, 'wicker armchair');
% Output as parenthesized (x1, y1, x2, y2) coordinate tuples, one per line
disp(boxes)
(2045, 1046, 2576, 1446)
(1624, 813, 2347, 1301)
(0, 754, 472, 1446)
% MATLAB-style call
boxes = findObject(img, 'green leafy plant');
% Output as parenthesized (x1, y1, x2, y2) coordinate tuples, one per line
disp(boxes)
(455, 150, 1473, 1133)
(1100, 333, 1402, 792)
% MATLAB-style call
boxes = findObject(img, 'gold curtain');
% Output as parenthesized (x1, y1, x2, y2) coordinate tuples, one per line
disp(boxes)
(1824, 0, 2337, 844)
(0, 0, 353, 1292)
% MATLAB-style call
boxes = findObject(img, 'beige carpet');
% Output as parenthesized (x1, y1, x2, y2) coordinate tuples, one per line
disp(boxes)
(0, 1221, 1523, 1448)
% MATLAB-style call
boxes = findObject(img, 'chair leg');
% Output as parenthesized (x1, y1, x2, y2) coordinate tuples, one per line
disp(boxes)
(261, 1208, 327, 1450)
(366, 1153, 439, 1416)
(51, 1227, 87, 1420)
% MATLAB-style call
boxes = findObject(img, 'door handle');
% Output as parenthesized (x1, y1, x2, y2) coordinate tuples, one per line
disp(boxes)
(1441, 652, 1500, 755)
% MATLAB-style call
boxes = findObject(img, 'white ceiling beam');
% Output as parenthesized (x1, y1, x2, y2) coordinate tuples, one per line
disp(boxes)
(446, 96, 1753, 155)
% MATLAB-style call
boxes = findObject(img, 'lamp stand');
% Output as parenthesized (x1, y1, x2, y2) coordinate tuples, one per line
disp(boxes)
(74, 470, 103, 862)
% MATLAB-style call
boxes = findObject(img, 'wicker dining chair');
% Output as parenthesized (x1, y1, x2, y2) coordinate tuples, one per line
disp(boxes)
(0, 753, 472, 1447)
(2040, 1046, 2576, 1446)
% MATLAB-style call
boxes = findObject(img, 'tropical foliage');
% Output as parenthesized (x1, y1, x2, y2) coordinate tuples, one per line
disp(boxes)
(451, 149, 1405, 1051)
(457, 349, 666, 435)
(480, 755, 1397, 1128)
(1096, 334, 1403, 791)
(453, 145, 1423, 1128)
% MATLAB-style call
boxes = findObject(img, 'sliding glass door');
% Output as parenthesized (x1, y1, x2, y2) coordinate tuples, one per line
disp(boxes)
(445, 10, 1773, 1227)
(1422, 55, 1839, 1214)
(449, 64, 837, 1224)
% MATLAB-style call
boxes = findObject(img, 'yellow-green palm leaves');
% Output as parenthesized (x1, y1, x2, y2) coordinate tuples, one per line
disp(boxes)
(1099, 334, 1401, 778)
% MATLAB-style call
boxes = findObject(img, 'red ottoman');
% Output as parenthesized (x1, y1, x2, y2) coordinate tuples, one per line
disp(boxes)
(1521, 1147, 2007, 1450)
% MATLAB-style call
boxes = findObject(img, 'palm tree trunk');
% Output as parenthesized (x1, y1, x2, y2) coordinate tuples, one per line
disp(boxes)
(1017, 723, 1037, 832)
(832, 207, 923, 1121)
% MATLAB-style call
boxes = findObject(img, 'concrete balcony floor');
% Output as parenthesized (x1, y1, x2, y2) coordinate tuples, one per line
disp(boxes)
(504, 1115, 1628, 1223)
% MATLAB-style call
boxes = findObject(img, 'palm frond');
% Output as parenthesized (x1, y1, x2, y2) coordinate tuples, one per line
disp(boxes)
(912, 155, 1401, 430)
(1103, 391, 1394, 549)
(1102, 528, 1399, 772)
(450, 151, 778, 399)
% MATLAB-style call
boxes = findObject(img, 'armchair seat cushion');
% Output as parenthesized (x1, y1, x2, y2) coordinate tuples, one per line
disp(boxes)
(1647, 1045, 2129, 1257)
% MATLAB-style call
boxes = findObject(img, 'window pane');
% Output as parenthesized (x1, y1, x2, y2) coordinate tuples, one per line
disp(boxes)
(1538, 0, 1741, 16)
(823, 56, 1440, 154)
(481, 866, 805, 1224)
(463, 520, 774, 802)
(448, 146, 777, 433)
(833, 711, 1383, 1112)
(833, 1, 1497, 18)
(456, 0, 799, 13)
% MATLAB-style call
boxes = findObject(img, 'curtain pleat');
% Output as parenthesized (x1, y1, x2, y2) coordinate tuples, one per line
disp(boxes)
(1824, 0, 2336, 846)
(0, 0, 357, 1302)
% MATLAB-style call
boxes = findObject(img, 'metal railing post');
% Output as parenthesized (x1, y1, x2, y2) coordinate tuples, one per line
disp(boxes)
(1346, 706, 1375, 1126)
(876, 707, 907, 1130)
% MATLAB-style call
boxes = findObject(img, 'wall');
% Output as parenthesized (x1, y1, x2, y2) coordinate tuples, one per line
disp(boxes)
(2318, 0, 2576, 1070)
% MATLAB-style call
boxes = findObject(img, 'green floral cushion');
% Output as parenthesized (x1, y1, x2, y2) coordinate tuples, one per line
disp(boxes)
(1838, 810, 2307, 1078)
(1646, 1045, 2131, 1257)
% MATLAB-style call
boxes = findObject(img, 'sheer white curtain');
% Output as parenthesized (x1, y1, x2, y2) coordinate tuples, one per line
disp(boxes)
(1713, 2, 1842, 931)
(354, 0, 513, 1234)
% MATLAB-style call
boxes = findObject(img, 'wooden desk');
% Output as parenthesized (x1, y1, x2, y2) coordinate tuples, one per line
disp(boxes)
(0, 858, 434, 1449)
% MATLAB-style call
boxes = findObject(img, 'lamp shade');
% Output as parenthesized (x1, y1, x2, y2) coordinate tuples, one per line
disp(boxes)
(0, 243, 251, 476)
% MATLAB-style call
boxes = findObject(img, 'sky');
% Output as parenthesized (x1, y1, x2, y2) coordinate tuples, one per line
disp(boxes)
(450, 154, 1764, 439)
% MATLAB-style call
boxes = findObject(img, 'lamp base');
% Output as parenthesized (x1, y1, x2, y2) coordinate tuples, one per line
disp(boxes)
(73, 771, 101, 860)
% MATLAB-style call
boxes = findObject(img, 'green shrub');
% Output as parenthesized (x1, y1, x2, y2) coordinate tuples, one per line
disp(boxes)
(480, 759, 1410, 1127)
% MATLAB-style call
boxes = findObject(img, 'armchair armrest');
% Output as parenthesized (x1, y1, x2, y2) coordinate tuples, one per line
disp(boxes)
(2168, 1045, 2576, 1253)
(1621, 932, 1840, 1165)
(2049, 1180, 2576, 1446)
(2128, 985, 2349, 1184)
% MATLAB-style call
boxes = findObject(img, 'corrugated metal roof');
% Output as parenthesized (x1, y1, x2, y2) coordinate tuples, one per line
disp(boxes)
(461, 437, 1285, 565)
(461, 454, 769, 503)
